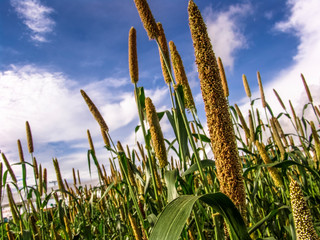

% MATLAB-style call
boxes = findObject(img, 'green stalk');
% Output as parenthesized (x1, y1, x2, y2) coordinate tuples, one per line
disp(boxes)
(191, 110, 208, 160)
(156, 39, 209, 193)
(134, 83, 159, 202)
(193, 208, 205, 239)
(107, 132, 149, 239)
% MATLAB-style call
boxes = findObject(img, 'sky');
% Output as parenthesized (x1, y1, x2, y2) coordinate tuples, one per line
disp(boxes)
(1, 0, 320, 186)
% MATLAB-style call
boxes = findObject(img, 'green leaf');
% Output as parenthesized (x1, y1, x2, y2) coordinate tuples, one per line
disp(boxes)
(191, 133, 211, 143)
(181, 160, 215, 177)
(135, 125, 140, 133)
(164, 169, 179, 203)
(248, 206, 289, 234)
(99, 182, 115, 201)
(157, 111, 165, 121)
(150, 193, 251, 240)
(173, 98, 190, 158)
(266, 103, 274, 117)
(243, 159, 320, 181)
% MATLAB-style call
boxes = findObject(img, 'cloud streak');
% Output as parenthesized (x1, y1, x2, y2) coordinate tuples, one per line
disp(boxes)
(10, 0, 55, 42)
(204, 3, 252, 69)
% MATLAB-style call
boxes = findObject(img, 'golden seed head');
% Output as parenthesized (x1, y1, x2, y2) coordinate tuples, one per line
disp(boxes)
(77, 169, 81, 185)
(26, 121, 34, 153)
(145, 97, 168, 168)
(248, 110, 255, 143)
(17, 139, 24, 163)
(38, 164, 43, 196)
(72, 168, 77, 185)
(270, 117, 286, 160)
(301, 73, 313, 103)
(43, 168, 47, 193)
(7, 184, 19, 224)
(290, 179, 320, 239)
(87, 129, 95, 154)
(273, 117, 288, 147)
(273, 89, 286, 110)
(117, 141, 125, 153)
(133, 0, 159, 40)
(129, 27, 139, 84)
(188, 0, 246, 210)
(101, 128, 110, 148)
(255, 141, 283, 187)
(129, 213, 142, 240)
(157, 22, 171, 84)
(33, 157, 38, 179)
(2, 153, 17, 183)
(257, 71, 266, 108)
(234, 104, 250, 140)
(169, 41, 195, 110)
(217, 57, 229, 98)
(80, 89, 109, 131)
(242, 74, 251, 98)
(53, 158, 65, 192)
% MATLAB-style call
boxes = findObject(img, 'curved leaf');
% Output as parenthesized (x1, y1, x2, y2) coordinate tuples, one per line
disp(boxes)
(181, 160, 215, 177)
(150, 193, 251, 240)
(248, 206, 289, 234)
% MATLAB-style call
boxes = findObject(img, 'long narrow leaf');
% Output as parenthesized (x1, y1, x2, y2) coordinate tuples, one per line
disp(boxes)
(150, 193, 251, 240)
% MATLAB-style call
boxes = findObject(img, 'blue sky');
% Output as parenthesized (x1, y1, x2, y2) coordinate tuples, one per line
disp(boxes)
(1, 0, 320, 183)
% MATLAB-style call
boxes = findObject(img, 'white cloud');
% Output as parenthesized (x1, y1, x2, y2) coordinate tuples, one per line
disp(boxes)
(239, 0, 320, 136)
(204, 3, 252, 69)
(10, 0, 55, 42)
(0, 64, 170, 183)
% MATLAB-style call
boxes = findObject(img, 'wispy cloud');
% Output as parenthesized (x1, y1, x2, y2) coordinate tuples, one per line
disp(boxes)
(10, 0, 55, 42)
(204, 3, 252, 69)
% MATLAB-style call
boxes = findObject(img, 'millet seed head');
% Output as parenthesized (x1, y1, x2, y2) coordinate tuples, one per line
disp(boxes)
(217, 57, 229, 98)
(301, 73, 313, 103)
(129, 27, 139, 84)
(157, 22, 171, 84)
(26, 121, 34, 153)
(188, 0, 246, 211)
(80, 89, 109, 131)
(257, 71, 267, 108)
(290, 179, 320, 239)
(2, 153, 17, 183)
(242, 74, 251, 98)
(255, 141, 283, 187)
(133, 0, 159, 40)
(169, 41, 195, 110)
(17, 139, 24, 163)
(145, 97, 168, 168)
